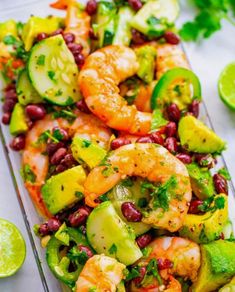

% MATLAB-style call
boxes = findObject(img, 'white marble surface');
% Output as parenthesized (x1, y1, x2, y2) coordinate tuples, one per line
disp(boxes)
(0, 0, 234, 291)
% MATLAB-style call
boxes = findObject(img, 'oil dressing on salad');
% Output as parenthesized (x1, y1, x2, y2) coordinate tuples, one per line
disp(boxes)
(0, 0, 234, 291)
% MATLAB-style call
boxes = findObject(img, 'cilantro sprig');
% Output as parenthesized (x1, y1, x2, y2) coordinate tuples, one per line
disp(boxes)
(198, 195, 225, 213)
(180, 0, 235, 41)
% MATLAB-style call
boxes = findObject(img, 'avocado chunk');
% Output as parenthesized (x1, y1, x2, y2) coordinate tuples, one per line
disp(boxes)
(0, 20, 17, 41)
(186, 163, 215, 200)
(42, 165, 86, 215)
(179, 194, 228, 243)
(9, 103, 28, 135)
(86, 201, 143, 266)
(178, 115, 226, 153)
(71, 136, 107, 169)
(192, 240, 235, 292)
(219, 276, 235, 292)
(130, 0, 179, 37)
(17, 70, 42, 105)
(22, 16, 63, 51)
(108, 178, 151, 236)
(135, 45, 157, 84)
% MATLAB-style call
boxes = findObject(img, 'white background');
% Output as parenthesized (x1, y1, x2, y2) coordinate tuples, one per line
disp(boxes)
(0, 0, 234, 291)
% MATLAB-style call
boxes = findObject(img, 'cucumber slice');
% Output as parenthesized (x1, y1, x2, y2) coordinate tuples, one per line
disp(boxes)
(112, 6, 135, 46)
(28, 35, 81, 106)
(95, 1, 116, 48)
(87, 201, 142, 266)
(17, 69, 43, 105)
(130, 0, 180, 37)
(108, 179, 151, 236)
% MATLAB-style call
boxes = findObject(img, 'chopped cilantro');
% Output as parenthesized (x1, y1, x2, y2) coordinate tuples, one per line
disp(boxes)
(75, 191, 84, 200)
(37, 54, 45, 66)
(198, 196, 225, 213)
(52, 128, 64, 141)
(218, 168, 231, 180)
(3, 35, 17, 45)
(53, 109, 76, 123)
(82, 139, 92, 148)
(121, 177, 134, 187)
(138, 198, 148, 208)
(20, 164, 36, 183)
(125, 266, 140, 281)
(48, 70, 56, 81)
(67, 246, 89, 265)
(99, 193, 109, 202)
(146, 258, 162, 285)
(3, 35, 28, 61)
(36, 130, 59, 145)
(108, 243, 117, 255)
(147, 16, 161, 26)
(142, 246, 152, 257)
(55, 89, 63, 96)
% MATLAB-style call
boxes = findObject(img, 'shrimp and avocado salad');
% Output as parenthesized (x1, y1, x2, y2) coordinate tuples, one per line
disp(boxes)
(0, 0, 234, 291)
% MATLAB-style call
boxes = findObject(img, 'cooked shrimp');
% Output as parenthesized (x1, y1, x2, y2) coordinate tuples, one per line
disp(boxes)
(75, 254, 125, 292)
(50, 0, 91, 56)
(84, 143, 192, 232)
(156, 44, 189, 79)
(78, 45, 152, 135)
(22, 111, 112, 217)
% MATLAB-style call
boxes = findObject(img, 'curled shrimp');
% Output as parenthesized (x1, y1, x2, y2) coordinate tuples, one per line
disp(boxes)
(78, 45, 152, 135)
(84, 143, 191, 232)
(22, 111, 112, 217)
(50, 0, 91, 56)
(131, 237, 200, 292)
(75, 254, 125, 292)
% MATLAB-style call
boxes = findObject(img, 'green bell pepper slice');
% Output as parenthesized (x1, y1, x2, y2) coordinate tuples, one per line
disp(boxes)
(46, 227, 91, 288)
(151, 67, 202, 110)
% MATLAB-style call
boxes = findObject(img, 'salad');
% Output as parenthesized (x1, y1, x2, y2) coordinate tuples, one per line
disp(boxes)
(0, 0, 234, 291)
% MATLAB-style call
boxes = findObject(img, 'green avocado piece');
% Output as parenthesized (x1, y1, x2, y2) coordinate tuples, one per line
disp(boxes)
(0, 20, 17, 41)
(86, 201, 143, 266)
(178, 115, 226, 154)
(71, 136, 107, 169)
(108, 178, 151, 236)
(42, 165, 86, 215)
(219, 276, 235, 292)
(192, 240, 235, 292)
(135, 45, 157, 84)
(130, 0, 179, 37)
(17, 70, 42, 105)
(22, 16, 63, 51)
(179, 194, 228, 243)
(9, 103, 28, 135)
(186, 163, 215, 200)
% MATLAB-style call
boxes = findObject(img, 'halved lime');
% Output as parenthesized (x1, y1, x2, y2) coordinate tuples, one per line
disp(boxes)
(218, 62, 235, 110)
(0, 218, 26, 278)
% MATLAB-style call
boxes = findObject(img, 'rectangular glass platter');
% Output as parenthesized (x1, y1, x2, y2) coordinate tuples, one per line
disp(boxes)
(0, 1, 235, 291)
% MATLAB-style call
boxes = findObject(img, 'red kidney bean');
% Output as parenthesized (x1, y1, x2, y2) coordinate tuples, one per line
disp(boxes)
(164, 137, 178, 154)
(55, 164, 67, 174)
(63, 32, 75, 44)
(39, 223, 50, 236)
(3, 99, 16, 113)
(165, 121, 177, 137)
(136, 233, 152, 249)
(47, 218, 61, 232)
(10, 135, 25, 151)
(157, 258, 173, 270)
(60, 153, 76, 168)
(164, 31, 180, 45)
(111, 137, 131, 150)
(78, 244, 94, 259)
(213, 174, 228, 195)
(4, 89, 17, 100)
(51, 28, 63, 36)
(121, 202, 142, 222)
(188, 200, 203, 214)
(188, 100, 200, 118)
(133, 266, 146, 286)
(4, 83, 15, 92)
(136, 135, 154, 144)
(150, 131, 164, 145)
(74, 53, 85, 67)
(128, 0, 142, 10)
(176, 153, 192, 164)
(2, 112, 11, 125)
(194, 153, 215, 169)
(85, 0, 97, 15)
(50, 147, 67, 165)
(166, 103, 181, 123)
(36, 32, 48, 42)
(46, 141, 65, 156)
(76, 99, 90, 113)
(25, 104, 46, 121)
(69, 207, 90, 227)
(131, 29, 147, 45)
(89, 28, 97, 40)
(52, 127, 69, 141)
(67, 43, 83, 54)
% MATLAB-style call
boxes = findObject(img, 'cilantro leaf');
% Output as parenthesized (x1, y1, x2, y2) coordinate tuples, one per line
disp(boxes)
(108, 243, 117, 255)
(198, 195, 225, 213)
(20, 164, 36, 183)
(146, 259, 162, 285)
(125, 267, 141, 281)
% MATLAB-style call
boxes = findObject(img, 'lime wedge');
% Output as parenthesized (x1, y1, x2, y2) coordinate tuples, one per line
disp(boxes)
(0, 218, 26, 278)
(218, 62, 235, 110)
